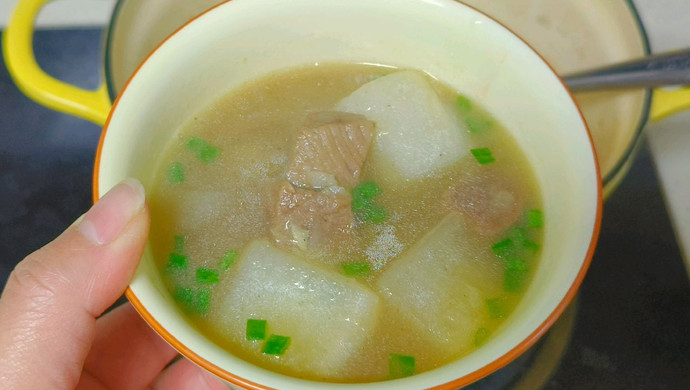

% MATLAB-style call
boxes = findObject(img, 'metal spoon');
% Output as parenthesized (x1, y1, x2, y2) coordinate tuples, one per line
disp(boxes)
(562, 49, 690, 92)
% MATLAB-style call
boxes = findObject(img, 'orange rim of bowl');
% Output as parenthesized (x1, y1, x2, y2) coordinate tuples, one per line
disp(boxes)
(93, 0, 603, 388)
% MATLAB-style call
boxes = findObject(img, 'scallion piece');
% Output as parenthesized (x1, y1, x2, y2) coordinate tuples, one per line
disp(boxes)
(389, 354, 415, 379)
(354, 181, 382, 200)
(466, 117, 491, 133)
(220, 250, 239, 270)
(174, 286, 194, 305)
(526, 209, 543, 228)
(167, 253, 188, 270)
(523, 239, 540, 254)
(491, 238, 514, 258)
(341, 261, 372, 277)
(456, 95, 472, 114)
(504, 268, 529, 292)
(187, 137, 220, 163)
(168, 162, 185, 183)
(362, 203, 388, 223)
(352, 196, 371, 212)
(196, 268, 219, 285)
(246, 319, 267, 341)
(194, 288, 211, 314)
(351, 181, 388, 223)
(486, 298, 507, 319)
(474, 327, 489, 346)
(262, 335, 291, 355)
(470, 147, 495, 165)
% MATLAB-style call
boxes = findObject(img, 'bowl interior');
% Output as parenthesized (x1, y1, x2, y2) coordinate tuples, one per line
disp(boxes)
(96, 0, 601, 388)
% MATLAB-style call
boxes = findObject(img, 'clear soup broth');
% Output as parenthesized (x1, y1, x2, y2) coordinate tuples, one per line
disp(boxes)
(149, 64, 543, 383)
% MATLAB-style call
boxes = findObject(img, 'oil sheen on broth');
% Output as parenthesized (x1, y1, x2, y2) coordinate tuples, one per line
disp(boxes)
(149, 64, 543, 383)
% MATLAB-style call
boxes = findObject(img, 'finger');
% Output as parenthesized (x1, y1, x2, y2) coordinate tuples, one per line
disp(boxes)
(0, 179, 149, 389)
(77, 303, 178, 390)
(151, 358, 227, 390)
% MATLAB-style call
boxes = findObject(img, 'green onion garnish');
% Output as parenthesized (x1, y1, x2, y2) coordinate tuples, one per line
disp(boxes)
(351, 182, 388, 223)
(220, 250, 239, 270)
(470, 147, 495, 165)
(168, 162, 185, 183)
(505, 258, 528, 272)
(523, 240, 540, 254)
(341, 261, 372, 277)
(187, 137, 220, 163)
(389, 354, 415, 379)
(246, 319, 267, 341)
(196, 268, 219, 285)
(173, 235, 185, 254)
(504, 267, 529, 292)
(167, 253, 188, 270)
(194, 288, 211, 314)
(466, 117, 491, 133)
(174, 286, 194, 306)
(262, 335, 291, 355)
(486, 298, 507, 319)
(474, 327, 489, 346)
(456, 95, 472, 114)
(353, 181, 382, 200)
(362, 203, 388, 223)
(526, 209, 543, 228)
(491, 238, 514, 258)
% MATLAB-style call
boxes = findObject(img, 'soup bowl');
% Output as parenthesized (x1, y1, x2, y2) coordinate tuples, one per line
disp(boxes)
(93, 0, 601, 388)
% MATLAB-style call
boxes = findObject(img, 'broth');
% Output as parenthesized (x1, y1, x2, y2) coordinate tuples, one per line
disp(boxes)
(149, 63, 543, 382)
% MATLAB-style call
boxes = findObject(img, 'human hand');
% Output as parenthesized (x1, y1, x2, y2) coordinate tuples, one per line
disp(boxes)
(0, 179, 226, 389)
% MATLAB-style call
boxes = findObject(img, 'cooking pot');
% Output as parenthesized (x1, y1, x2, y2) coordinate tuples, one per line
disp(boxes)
(3, 0, 690, 196)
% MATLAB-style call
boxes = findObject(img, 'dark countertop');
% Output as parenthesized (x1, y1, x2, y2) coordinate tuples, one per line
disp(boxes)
(1, 29, 688, 390)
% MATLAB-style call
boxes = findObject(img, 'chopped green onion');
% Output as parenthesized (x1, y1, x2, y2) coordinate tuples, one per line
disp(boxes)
(173, 235, 185, 254)
(196, 268, 219, 285)
(493, 227, 540, 261)
(352, 196, 371, 212)
(167, 253, 188, 270)
(474, 327, 490, 346)
(351, 182, 387, 223)
(504, 268, 529, 292)
(491, 238, 514, 258)
(246, 319, 267, 341)
(220, 250, 239, 270)
(174, 286, 194, 305)
(353, 181, 382, 200)
(168, 162, 185, 183)
(523, 239, 540, 254)
(470, 147, 495, 165)
(526, 209, 543, 228)
(505, 258, 528, 272)
(456, 95, 472, 114)
(187, 137, 220, 163)
(341, 261, 372, 277)
(389, 354, 415, 379)
(466, 117, 491, 133)
(486, 298, 507, 319)
(361, 203, 388, 223)
(262, 335, 291, 355)
(194, 288, 211, 314)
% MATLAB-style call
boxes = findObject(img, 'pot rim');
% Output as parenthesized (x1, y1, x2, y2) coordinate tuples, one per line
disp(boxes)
(103, 0, 650, 188)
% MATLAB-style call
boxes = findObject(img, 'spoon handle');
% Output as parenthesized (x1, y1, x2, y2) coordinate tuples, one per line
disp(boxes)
(562, 49, 690, 92)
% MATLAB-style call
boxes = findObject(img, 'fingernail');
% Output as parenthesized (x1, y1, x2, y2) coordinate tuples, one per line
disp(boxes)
(78, 178, 146, 245)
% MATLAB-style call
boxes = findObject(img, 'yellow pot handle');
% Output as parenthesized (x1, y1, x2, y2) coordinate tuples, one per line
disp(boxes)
(2, 0, 111, 126)
(651, 87, 690, 121)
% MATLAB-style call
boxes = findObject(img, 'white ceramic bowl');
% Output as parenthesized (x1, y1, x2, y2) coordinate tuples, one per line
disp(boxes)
(94, 0, 602, 388)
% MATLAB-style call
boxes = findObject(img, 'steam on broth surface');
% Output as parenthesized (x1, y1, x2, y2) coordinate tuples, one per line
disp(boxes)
(149, 63, 543, 383)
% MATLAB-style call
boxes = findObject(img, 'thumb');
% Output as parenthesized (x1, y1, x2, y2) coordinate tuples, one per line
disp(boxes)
(0, 178, 150, 389)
